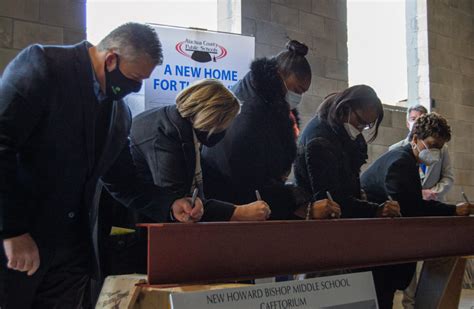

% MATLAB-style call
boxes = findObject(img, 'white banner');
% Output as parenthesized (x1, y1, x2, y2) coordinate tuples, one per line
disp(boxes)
(170, 272, 378, 309)
(145, 24, 255, 110)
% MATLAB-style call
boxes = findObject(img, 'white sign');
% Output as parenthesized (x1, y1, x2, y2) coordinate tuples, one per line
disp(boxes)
(170, 272, 378, 309)
(145, 24, 255, 110)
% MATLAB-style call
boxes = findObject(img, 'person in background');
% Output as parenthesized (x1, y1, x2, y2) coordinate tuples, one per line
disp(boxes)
(389, 104, 454, 309)
(361, 112, 472, 309)
(294, 85, 400, 219)
(202, 40, 340, 221)
(389, 104, 454, 202)
(130, 79, 271, 222)
(0, 23, 201, 308)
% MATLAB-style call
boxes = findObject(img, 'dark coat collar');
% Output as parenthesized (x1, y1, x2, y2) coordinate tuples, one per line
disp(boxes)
(72, 41, 131, 178)
(249, 58, 286, 107)
(165, 105, 194, 144)
(73, 41, 98, 176)
(401, 143, 418, 163)
(165, 105, 196, 181)
(247, 58, 301, 127)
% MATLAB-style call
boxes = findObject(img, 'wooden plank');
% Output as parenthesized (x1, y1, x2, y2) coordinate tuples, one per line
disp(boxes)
(415, 258, 458, 309)
(438, 258, 467, 309)
(139, 217, 474, 285)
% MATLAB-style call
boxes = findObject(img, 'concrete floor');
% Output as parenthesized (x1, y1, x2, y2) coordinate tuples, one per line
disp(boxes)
(393, 289, 474, 309)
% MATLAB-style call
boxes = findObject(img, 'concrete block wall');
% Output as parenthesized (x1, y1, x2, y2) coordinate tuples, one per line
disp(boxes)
(0, 0, 86, 74)
(238, 0, 409, 168)
(364, 106, 408, 169)
(406, 0, 431, 108)
(240, 0, 349, 127)
(426, 0, 474, 203)
(218, 0, 242, 34)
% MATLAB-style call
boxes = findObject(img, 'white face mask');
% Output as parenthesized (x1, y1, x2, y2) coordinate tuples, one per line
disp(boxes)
(285, 90, 303, 109)
(408, 121, 415, 132)
(362, 126, 376, 142)
(344, 110, 363, 140)
(344, 122, 361, 140)
(416, 140, 441, 166)
(283, 80, 303, 109)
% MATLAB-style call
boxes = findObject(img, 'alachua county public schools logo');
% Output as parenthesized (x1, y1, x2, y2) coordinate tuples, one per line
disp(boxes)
(176, 38, 228, 63)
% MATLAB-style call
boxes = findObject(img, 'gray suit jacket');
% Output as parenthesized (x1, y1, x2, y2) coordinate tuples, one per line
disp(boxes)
(389, 138, 454, 201)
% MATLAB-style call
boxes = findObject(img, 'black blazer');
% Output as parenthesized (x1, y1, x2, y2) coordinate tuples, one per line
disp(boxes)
(360, 133, 456, 296)
(361, 144, 456, 216)
(130, 105, 235, 221)
(0, 42, 179, 263)
(294, 116, 379, 218)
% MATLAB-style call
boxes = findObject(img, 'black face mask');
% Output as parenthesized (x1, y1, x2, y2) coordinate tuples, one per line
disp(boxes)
(104, 55, 142, 100)
(194, 129, 226, 147)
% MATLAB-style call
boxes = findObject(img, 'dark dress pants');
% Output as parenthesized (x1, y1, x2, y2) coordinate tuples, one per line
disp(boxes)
(0, 240, 91, 309)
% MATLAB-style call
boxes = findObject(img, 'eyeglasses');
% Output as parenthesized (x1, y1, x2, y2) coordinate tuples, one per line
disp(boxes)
(353, 110, 377, 131)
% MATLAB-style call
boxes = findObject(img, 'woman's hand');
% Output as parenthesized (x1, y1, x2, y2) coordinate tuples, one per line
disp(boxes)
(311, 199, 341, 219)
(231, 201, 271, 221)
(376, 200, 401, 217)
(455, 202, 472, 216)
(171, 197, 204, 223)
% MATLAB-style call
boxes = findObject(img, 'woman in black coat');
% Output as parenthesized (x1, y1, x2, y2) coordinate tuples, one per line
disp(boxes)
(360, 112, 472, 308)
(201, 40, 340, 220)
(294, 85, 401, 309)
(294, 84, 400, 218)
(130, 79, 271, 222)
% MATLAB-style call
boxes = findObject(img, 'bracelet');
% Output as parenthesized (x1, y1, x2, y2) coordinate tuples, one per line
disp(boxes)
(305, 202, 312, 220)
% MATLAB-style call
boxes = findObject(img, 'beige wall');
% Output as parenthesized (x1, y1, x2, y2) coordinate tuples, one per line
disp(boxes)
(237, 0, 408, 170)
(239, 0, 349, 127)
(427, 0, 474, 203)
(0, 0, 86, 73)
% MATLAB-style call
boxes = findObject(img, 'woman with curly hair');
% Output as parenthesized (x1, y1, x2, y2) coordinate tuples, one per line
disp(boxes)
(361, 112, 473, 309)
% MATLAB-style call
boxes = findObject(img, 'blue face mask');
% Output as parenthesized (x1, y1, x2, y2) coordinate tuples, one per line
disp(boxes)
(104, 55, 142, 100)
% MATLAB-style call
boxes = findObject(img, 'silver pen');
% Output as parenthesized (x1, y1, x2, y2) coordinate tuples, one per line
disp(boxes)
(461, 187, 470, 204)
(326, 191, 334, 202)
(255, 190, 262, 201)
(190, 188, 199, 209)
(326, 191, 336, 218)
(387, 195, 402, 217)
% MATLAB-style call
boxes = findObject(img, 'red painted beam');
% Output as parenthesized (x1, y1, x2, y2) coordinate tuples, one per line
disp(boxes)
(139, 217, 474, 285)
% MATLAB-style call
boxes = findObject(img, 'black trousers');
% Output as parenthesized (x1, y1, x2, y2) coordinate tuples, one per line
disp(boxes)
(0, 240, 91, 309)
(371, 263, 416, 309)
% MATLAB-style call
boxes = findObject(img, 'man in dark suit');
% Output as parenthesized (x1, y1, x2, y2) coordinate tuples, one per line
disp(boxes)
(360, 112, 472, 308)
(0, 23, 203, 308)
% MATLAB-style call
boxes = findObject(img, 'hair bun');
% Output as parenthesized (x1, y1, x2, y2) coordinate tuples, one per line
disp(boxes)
(286, 40, 308, 56)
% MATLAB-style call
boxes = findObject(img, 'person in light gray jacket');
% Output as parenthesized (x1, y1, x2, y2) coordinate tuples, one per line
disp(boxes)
(389, 104, 453, 202)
